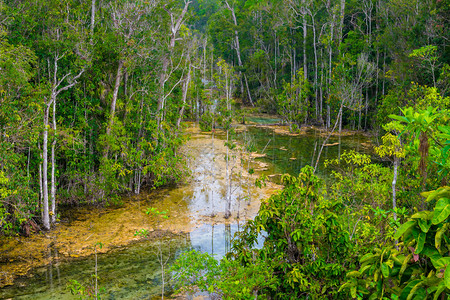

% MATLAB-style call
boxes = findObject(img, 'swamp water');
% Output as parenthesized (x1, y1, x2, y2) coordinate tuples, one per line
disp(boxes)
(0, 120, 373, 299)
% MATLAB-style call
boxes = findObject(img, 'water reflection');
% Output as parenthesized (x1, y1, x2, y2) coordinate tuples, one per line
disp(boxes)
(240, 126, 373, 178)
(189, 222, 263, 259)
(1, 223, 257, 299)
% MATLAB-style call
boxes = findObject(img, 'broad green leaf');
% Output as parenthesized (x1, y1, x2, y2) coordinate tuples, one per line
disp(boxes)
(423, 187, 450, 202)
(389, 114, 410, 123)
(436, 257, 450, 269)
(418, 219, 432, 233)
(433, 282, 447, 300)
(346, 271, 361, 278)
(411, 211, 432, 220)
(351, 285, 357, 298)
(435, 223, 449, 251)
(394, 221, 417, 240)
(359, 264, 371, 275)
(398, 279, 421, 300)
(338, 281, 352, 292)
(432, 198, 450, 225)
(422, 247, 443, 268)
(415, 232, 426, 254)
(445, 265, 450, 289)
(360, 252, 376, 264)
(400, 254, 412, 278)
(381, 262, 390, 278)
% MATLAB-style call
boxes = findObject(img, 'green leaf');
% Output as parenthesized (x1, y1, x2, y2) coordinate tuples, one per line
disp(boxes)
(399, 279, 421, 300)
(445, 265, 450, 289)
(389, 114, 410, 123)
(400, 254, 412, 278)
(381, 262, 390, 278)
(422, 247, 443, 268)
(418, 219, 432, 233)
(359, 264, 372, 275)
(433, 282, 447, 300)
(346, 271, 361, 278)
(360, 253, 376, 264)
(435, 223, 449, 251)
(394, 221, 417, 240)
(411, 211, 432, 220)
(436, 257, 450, 269)
(415, 232, 426, 254)
(351, 285, 357, 298)
(338, 281, 353, 292)
(424, 187, 450, 202)
(432, 198, 450, 225)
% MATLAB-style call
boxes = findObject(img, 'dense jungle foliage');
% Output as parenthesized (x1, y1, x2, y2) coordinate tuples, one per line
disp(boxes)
(1, 0, 449, 298)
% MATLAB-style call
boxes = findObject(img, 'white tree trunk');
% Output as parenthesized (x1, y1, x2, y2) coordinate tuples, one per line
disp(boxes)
(177, 64, 191, 129)
(158, 0, 191, 128)
(302, 4, 307, 79)
(51, 95, 57, 223)
(338, 0, 346, 53)
(90, 0, 96, 41)
(106, 59, 124, 137)
(392, 157, 398, 221)
(42, 106, 50, 230)
(225, 0, 254, 106)
(42, 55, 84, 229)
(225, 130, 231, 219)
(38, 142, 43, 218)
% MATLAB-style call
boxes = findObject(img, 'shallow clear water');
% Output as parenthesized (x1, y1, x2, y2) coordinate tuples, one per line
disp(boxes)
(240, 126, 373, 178)
(0, 120, 373, 299)
(0, 223, 258, 299)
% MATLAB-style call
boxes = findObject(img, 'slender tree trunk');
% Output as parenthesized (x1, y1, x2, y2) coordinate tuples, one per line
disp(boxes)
(274, 30, 277, 88)
(211, 121, 215, 216)
(225, 0, 254, 106)
(311, 14, 319, 121)
(106, 60, 124, 138)
(364, 88, 369, 129)
(314, 102, 344, 173)
(158, 0, 191, 128)
(177, 64, 191, 129)
(51, 95, 57, 223)
(327, 15, 335, 129)
(375, 47, 379, 108)
(42, 102, 51, 230)
(38, 142, 43, 219)
(90, 0, 95, 42)
(320, 49, 324, 123)
(338, 0, 346, 54)
(382, 50, 386, 97)
(392, 156, 398, 220)
(302, 4, 308, 79)
(225, 129, 231, 219)
(157, 57, 168, 129)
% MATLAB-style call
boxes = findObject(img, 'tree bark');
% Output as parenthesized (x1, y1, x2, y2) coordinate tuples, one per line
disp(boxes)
(42, 55, 84, 229)
(338, 0, 346, 54)
(157, 0, 192, 128)
(314, 101, 344, 173)
(392, 157, 398, 221)
(51, 95, 57, 223)
(327, 10, 335, 129)
(90, 0, 96, 42)
(42, 101, 51, 230)
(106, 59, 124, 138)
(177, 64, 191, 129)
(302, 1, 308, 79)
(225, 129, 231, 219)
(224, 0, 254, 106)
